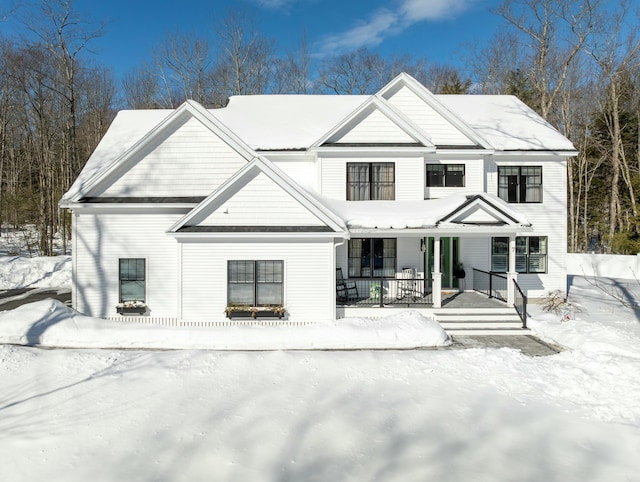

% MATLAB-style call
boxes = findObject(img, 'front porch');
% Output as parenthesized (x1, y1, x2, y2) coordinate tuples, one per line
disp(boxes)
(336, 269, 529, 335)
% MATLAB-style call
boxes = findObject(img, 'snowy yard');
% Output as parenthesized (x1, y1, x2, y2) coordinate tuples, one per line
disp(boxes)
(1, 255, 640, 481)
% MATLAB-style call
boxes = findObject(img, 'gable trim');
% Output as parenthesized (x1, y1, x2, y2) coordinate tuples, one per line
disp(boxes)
(66, 100, 257, 202)
(437, 194, 529, 226)
(311, 96, 435, 149)
(379, 73, 493, 150)
(168, 156, 347, 235)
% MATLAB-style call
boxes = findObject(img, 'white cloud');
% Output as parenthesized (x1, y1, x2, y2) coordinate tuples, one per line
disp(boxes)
(318, 8, 401, 54)
(255, 0, 299, 9)
(400, 0, 474, 21)
(315, 0, 477, 56)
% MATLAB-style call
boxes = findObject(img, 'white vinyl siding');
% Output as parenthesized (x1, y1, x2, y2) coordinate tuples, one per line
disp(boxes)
(181, 241, 334, 323)
(74, 211, 183, 318)
(320, 157, 423, 200)
(100, 117, 248, 197)
(385, 85, 475, 146)
(487, 156, 566, 295)
(197, 172, 325, 226)
(328, 109, 416, 144)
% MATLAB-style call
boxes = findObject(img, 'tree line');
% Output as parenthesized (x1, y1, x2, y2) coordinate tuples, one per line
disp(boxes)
(1, 0, 640, 255)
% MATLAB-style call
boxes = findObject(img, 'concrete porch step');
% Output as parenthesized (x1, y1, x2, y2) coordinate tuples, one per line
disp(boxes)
(446, 327, 531, 336)
(434, 306, 527, 335)
(438, 320, 523, 329)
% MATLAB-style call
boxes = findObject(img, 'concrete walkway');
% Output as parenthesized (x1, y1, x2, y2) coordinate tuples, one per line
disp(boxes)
(450, 334, 563, 356)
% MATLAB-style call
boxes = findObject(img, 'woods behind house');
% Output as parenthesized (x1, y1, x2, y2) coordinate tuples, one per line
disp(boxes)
(1, 0, 639, 255)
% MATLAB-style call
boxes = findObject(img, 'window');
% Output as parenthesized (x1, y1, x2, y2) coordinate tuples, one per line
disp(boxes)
(228, 260, 283, 307)
(119, 258, 145, 302)
(491, 237, 548, 273)
(426, 164, 465, 187)
(347, 163, 395, 200)
(348, 238, 396, 278)
(498, 166, 542, 203)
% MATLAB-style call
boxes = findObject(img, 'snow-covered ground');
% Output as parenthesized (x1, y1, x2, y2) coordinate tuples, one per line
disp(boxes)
(1, 257, 640, 481)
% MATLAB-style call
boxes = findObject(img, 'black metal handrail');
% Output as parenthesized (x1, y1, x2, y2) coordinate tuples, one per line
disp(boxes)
(472, 268, 507, 302)
(513, 279, 528, 328)
(336, 277, 432, 307)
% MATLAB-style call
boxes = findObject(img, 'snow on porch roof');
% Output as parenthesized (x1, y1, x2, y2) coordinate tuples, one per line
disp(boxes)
(318, 193, 530, 230)
(212, 95, 369, 150)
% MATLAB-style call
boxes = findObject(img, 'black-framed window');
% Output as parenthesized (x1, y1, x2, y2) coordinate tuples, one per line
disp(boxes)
(426, 164, 465, 187)
(347, 162, 395, 200)
(119, 258, 145, 302)
(498, 166, 542, 203)
(228, 260, 283, 307)
(491, 236, 548, 273)
(348, 238, 396, 278)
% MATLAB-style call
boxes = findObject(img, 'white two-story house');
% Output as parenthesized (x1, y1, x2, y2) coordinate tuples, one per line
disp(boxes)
(60, 73, 576, 329)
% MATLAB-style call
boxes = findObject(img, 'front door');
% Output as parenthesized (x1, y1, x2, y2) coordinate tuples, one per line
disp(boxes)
(425, 237, 460, 289)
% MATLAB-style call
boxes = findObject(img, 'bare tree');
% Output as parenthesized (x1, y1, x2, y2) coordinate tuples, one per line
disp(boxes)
(316, 48, 387, 94)
(122, 64, 161, 109)
(494, 0, 599, 121)
(588, 0, 640, 252)
(212, 8, 276, 103)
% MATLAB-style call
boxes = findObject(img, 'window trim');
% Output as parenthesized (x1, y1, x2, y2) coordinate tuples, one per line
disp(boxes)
(497, 166, 543, 203)
(491, 236, 548, 274)
(426, 163, 465, 188)
(118, 258, 146, 303)
(227, 260, 284, 307)
(348, 238, 397, 278)
(346, 162, 395, 200)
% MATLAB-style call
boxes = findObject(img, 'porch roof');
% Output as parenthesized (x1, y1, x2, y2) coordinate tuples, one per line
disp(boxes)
(320, 193, 530, 234)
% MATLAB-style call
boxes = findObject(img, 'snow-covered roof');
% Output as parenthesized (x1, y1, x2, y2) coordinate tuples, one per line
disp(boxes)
(319, 192, 529, 230)
(438, 95, 576, 152)
(62, 73, 576, 203)
(212, 95, 369, 150)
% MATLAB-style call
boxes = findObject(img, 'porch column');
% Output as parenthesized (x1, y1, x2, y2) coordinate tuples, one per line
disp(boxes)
(432, 236, 442, 308)
(507, 235, 517, 305)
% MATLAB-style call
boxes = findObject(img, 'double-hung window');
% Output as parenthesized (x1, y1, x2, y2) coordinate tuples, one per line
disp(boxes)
(348, 238, 396, 278)
(498, 166, 542, 203)
(347, 163, 395, 200)
(491, 236, 548, 273)
(426, 164, 465, 187)
(119, 258, 145, 302)
(228, 260, 283, 307)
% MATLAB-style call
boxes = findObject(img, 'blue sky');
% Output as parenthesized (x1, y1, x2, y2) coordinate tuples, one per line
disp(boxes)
(4, 0, 502, 79)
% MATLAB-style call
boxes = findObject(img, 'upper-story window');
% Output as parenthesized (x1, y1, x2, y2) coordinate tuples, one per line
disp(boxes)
(426, 164, 465, 187)
(347, 163, 395, 200)
(498, 166, 542, 203)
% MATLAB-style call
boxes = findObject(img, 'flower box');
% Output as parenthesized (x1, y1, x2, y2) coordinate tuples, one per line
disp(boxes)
(116, 301, 147, 315)
(225, 306, 286, 319)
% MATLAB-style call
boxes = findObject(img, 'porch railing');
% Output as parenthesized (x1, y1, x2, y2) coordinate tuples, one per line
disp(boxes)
(513, 278, 528, 328)
(472, 268, 507, 302)
(336, 277, 432, 307)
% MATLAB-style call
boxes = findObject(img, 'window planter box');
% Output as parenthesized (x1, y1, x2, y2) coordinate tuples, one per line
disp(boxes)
(116, 302, 147, 315)
(225, 306, 286, 319)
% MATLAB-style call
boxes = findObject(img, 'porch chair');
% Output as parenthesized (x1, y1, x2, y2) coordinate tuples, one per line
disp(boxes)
(397, 267, 418, 300)
(336, 268, 358, 302)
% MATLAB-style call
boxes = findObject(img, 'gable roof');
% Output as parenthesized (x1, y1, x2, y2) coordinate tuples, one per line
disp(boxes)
(62, 100, 257, 204)
(437, 194, 529, 227)
(379, 73, 491, 149)
(212, 95, 368, 151)
(168, 156, 347, 235)
(319, 192, 529, 232)
(312, 95, 435, 148)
